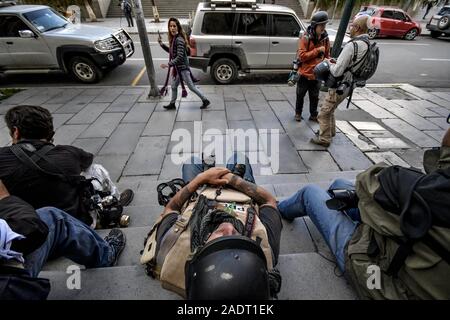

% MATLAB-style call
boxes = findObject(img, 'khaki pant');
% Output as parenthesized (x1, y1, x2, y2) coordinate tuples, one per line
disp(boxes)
(317, 88, 349, 144)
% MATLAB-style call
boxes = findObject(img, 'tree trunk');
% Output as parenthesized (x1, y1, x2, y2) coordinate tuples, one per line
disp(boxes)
(84, 0, 97, 22)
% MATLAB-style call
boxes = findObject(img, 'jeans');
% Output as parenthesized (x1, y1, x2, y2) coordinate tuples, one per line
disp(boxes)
(125, 13, 133, 27)
(171, 69, 207, 103)
(182, 151, 255, 184)
(277, 179, 360, 272)
(295, 76, 320, 117)
(24, 207, 115, 277)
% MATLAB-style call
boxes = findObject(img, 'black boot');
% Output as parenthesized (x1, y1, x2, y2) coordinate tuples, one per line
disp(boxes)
(163, 102, 176, 110)
(200, 99, 210, 109)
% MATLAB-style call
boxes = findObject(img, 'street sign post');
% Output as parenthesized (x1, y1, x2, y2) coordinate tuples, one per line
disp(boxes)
(331, 0, 356, 58)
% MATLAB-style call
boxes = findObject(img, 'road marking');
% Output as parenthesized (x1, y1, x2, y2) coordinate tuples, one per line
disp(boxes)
(377, 42, 430, 46)
(131, 66, 147, 86)
(421, 58, 450, 62)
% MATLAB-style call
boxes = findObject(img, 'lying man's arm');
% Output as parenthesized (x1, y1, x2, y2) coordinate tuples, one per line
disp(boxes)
(162, 167, 230, 215)
(222, 173, 277, 208)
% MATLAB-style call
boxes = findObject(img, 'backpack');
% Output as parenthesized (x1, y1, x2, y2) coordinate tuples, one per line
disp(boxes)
(349, 38, 379, 82)
(140, 186, 276, 298)
(348, 163, 450, 299)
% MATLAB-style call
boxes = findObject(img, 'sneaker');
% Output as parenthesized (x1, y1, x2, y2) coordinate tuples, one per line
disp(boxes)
(309, 115, 318, 122)
(310, 137, 330, 148)
(104, 228, 126, 266)
(295, 113, 302, 122)
(163, 102, 176, 110)
(200, 99, 210, 109)
(119, 189, 134, 207)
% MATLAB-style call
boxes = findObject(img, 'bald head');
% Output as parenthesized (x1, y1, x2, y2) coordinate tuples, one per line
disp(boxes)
(350, 15, 369, 38)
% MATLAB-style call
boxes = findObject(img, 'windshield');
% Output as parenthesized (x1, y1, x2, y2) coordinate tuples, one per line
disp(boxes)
(359, 7, 376, 15)
(23, 8, 68, 33)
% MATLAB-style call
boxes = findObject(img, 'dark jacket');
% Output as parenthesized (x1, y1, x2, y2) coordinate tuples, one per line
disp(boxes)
(160, 35, 189, 71)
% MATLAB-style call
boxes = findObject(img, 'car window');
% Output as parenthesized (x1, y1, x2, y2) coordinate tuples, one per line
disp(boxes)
(0, 15, 31, 37)
(23, 8, 68, 33)
(236, 13, 268, 36)
(272, 14, 300, 37)
(393, 11, 406, 21)
(381, 10, 394, 19)
(438, 7, 450, 15)
(201, 12, 236, 35)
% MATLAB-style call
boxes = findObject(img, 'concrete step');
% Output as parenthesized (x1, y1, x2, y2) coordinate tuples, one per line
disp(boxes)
(39, 252, 355, 300)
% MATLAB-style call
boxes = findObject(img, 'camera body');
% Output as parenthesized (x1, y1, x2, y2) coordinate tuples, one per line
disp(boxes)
(287, 59, 301, 87)
(90, 192, 129, 228)
(336, 81, 350, 95)
(326, 189, 359, 211)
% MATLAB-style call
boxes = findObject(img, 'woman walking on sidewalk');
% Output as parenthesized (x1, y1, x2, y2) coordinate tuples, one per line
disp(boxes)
(158, 18, 210, 110)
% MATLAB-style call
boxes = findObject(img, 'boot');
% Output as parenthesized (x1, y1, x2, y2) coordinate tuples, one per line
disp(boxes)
(163, 102, 176, 110)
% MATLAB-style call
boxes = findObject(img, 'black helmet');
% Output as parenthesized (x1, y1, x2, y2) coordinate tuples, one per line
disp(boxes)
(185, 235, 270, 300)
(311, 11, 329, 26)
(314, 60, 331, 82)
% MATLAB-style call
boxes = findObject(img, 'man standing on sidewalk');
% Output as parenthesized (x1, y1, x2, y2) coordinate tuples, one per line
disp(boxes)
(311, 15, 370, 147)
(120, 0, 134, 28)
(295, 11, 330, 122)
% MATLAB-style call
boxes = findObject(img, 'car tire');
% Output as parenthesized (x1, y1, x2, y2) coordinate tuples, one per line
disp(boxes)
(368, 28, 378, 40)
(69, 56, 103, 83)
(404, 28, 419, 40)
(430, 30, 441, 38)
(438, 15, 450, 30)
(210, 58, 238, 85)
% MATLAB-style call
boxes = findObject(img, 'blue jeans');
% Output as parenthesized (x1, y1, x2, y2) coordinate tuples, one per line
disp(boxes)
(182, 151, 255, 184)
(171, 69, 207, 103)
(277, 179, 360, 272)
(24, 207, 115, 277)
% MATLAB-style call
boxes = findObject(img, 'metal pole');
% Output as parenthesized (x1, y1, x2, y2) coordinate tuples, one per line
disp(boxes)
(133, 0, 160, 97)
(331, 0, 356, 58)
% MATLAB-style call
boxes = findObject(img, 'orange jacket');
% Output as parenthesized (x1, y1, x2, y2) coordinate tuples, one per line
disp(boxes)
(297, 33, 330, 80)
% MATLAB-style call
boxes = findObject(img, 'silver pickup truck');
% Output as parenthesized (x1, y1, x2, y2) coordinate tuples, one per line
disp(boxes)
(0, 3, 134, 83)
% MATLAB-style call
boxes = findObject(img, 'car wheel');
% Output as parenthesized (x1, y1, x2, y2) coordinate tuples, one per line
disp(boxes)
(404, 28, 418, 40)
(368, 28, 378, 39)
(210, 58, 238, 85)
(69, 56, 103, 83)
(438, 15, 450, 30)
(430, 30, 441, 38)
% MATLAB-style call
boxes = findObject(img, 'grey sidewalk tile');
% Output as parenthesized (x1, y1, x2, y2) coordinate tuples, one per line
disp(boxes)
(365, 151, 410, 167)
(336, 121, 378, 152)
(54, 124, 88, 145)
(122, 88, 146, 95)
(202, 119, 228, 134)
(251, 110, 284, 132)
(67, 103, 110, 125)
(241, 85, 262, 94)
(81, 88, 105, 96)
(225, 101, 252, 121)
(269, 100, 294, 125)
(388, 106, 441, 131)
(245, 93, 271, 111)
(396, 149, 425, 170)
(72, 138, 107, 155)
(106, 94, 141, 112)
(426, 116, 449, 130)
(223, 86, 245, 101)
(79, 113, 125, 138)
(123, 136, 170, 176)
(426, 105, 450, 117)
(2, 88, 37, 104)
(273, 182, 308, 198)
(284, 123, 327, 151)
(430, 91, 450, 101)
(260, 86, 285, 100)
(306, 170, 362, 184)
(159, 154, 194, 180)
(370, 137, 410, 149)
(142, 111, 177, 136)
(0, 117, 5, 129)
(0, 104, 16, 115)
(254, 173, 308, 185)
(227, 130, 263, 152)
(52, 114, 75, 129)
(227, 120, 257, 130)
(424, 130, 446, 142)
(353, 100, 396, 119)
(98, 123, 145, 155)
(45, 88, 84, 104)
(280, 218, 316, 255)
(176, 107, 201, 122)
(349, 121, 386, 131)
(94, 154, 130, 182)
(304, 217, 333, 258)
(0, 127, 11, 147)
(360, 130, 395, 138)
(116, 177, 159, 193)
(299, 151, 340, 172)
(328, 133, 373, 171)
(382, 118, 439, 148)
(391, 99, 441, 117)
(122, 102, 156, 123)
(54, 95, 96, 114)
(400, 84, 450, 108)
(41, 104, 64, 113)
(167, 121, 201, 154)
(264, 133, 308, 174)
(92, 87, 125, 103)
(202, 110, 226, 121)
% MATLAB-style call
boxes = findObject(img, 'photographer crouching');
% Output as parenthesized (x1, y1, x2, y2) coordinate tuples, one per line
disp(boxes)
(311, 15, 371, 147)
(278, 127, 450, 299)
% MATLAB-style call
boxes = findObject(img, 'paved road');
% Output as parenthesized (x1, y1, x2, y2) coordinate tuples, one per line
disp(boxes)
(1, 34, 449, 88)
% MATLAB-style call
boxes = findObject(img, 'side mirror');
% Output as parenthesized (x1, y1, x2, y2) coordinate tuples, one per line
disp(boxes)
(295, 29, 304, 38)
(19, 30, 35, 38)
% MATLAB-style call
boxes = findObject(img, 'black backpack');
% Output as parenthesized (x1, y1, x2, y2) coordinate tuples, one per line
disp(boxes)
(349, 38, 379, 82)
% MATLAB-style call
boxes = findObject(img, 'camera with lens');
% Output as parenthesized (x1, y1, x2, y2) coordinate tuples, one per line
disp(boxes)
(336, 81, 350, 95)
(326, 189, 359, 211)
(287, 59, 301, 87)
(89, 192, 129, 228)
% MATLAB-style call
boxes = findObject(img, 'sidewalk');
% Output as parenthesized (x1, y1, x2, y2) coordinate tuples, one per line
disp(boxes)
(0, 83, 449, 299)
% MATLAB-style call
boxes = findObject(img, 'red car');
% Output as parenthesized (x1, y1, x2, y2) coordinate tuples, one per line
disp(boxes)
(354, 6, 421, 40)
